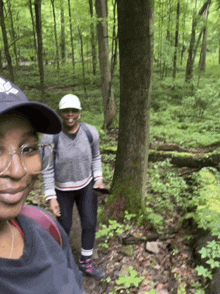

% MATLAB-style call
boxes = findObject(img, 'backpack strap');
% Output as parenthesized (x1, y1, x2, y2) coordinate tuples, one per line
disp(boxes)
(79, 121, 94, 156)
(21, 205, 62, 246)
(53, 133, 59, 163)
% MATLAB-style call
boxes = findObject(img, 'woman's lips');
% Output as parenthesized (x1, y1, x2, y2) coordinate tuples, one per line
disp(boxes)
(0, 188, 26, 204)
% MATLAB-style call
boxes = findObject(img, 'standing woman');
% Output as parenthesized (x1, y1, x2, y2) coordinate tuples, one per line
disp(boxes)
(42, 94, 105, 279)
(0, 77, 85, 294)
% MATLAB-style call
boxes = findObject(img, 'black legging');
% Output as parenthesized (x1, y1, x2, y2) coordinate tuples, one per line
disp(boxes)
(56, 180, 97, 251)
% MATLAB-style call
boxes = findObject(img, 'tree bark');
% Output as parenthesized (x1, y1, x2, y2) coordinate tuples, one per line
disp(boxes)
(198, 3, 210, 72)
(51, 0, 60, 71)
(0, 0, 14, 82)
(34, 0, 44, 96)
(78, 27, 87, 94)
(28, 0, 38, 60)
(88, 0, 97, 75)
(111, 0, 154, 217)
(7, 0, 18, 67)
(60, 2, 66, 63)
(68, 0, 75, 73)
(173, 0, 180, 79)
(185, 0, 211, 82)
(95, 0, 116, 130)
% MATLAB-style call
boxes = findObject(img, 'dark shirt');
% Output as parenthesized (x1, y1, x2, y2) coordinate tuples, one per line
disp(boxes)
(0, 213, 84, 294)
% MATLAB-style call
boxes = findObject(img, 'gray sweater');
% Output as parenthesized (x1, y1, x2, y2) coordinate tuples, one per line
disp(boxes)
(42, 123, 103, 201)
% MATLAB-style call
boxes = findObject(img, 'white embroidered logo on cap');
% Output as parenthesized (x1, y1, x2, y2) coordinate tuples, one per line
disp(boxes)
(0, 78, 18, 95)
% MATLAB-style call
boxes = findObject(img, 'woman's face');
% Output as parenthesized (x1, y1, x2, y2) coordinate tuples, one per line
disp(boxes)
(59, 108, 80, 130)
(0, 115, 38, 220)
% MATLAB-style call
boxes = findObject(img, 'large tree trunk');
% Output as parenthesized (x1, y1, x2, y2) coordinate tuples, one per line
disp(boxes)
(34, 0, 44, 96)
(95, 0, 116, 130)
(0, 0, 14, 82)
(111, 0, 154, 218)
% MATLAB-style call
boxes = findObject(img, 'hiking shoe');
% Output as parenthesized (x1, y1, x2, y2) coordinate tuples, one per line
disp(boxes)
(79, 259, 105, 279)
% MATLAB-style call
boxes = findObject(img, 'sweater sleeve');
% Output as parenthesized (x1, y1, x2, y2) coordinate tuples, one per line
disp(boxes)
(41, 134, 57, 201)
(88, 125, 103, 182)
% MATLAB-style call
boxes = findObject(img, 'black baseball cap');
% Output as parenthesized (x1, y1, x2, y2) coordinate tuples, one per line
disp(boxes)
(0, 76, 62, 134)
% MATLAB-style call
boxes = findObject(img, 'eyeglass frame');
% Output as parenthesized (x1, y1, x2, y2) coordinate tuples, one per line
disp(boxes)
(0, 143, 54, 176)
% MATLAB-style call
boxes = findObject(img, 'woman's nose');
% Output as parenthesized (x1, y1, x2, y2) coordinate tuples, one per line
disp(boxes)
(5, 153, 26, 179)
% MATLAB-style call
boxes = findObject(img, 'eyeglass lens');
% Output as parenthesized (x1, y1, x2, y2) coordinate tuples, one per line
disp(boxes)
(0, 144, 53, 175)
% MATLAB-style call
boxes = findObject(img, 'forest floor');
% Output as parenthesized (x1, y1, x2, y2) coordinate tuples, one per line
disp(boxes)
(70, 201, 200, 294)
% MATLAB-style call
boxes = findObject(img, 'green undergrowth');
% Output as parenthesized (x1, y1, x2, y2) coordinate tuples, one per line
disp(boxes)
(185, 167, 220, 283)
(144, 159, 191, 232)
(185, 167, 220, 236)
(96, 211, 137, 249)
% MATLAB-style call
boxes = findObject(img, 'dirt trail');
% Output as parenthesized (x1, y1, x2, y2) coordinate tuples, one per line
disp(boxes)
(70, 205, 199, 294)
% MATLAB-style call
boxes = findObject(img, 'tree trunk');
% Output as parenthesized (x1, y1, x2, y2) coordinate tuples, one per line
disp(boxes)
(7, 0, 19, 67)
(185, 0, 211, 82)
(29, 0, 38, 60)
(110, 0, 118, 81)
(34, 0, 44, 96)
(0, 50, 2, 71)
(0, 0, 14, 82)
(111, 0, 154, 218)
(88, 0, 97, 75)
(68, 0, 75, 73)
(0, 1, 14, 80)
(173, 0, 180, 79)
(60, 2, 65, 64)
(51, 0, 60, 71)
(185, 5, 197, 82)
(95, 0, 116, 130)
(78, 27, 87, 94)
(198, 4, 210, 72)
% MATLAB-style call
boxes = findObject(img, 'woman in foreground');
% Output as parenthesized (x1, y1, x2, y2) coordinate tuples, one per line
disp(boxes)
(0, 76, 85, 294)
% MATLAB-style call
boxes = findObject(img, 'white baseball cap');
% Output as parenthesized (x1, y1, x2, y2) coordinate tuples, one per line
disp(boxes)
(59, 94, 82, 110)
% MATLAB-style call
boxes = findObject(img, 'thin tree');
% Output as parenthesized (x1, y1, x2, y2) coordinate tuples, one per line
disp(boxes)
(7, 0, 18, 67)
(34, 0, 44, 96)
(68, 0, 75, 72)
(110, 0, 118, 81)
(111, 0, 154, 217)
(51, 0, 60, 71)
(60, 1, 65, 64)
(88, 0, 97, 75)
(28, 0, 38, 58)
(198, 2, 210, 72)
(0, 0, 14, 81)
(173, 0, 180, 79)
(185, 0, 211, 82)
(78, 27, 87, 94)
(95, 0, 116, 130)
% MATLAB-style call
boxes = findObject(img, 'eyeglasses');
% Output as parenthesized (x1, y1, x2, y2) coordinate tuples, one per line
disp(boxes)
(0, 143, 54, 175)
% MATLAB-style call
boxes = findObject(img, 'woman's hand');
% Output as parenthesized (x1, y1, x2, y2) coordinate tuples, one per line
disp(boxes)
(49, 198, 61, 217)
(93, 179, 105, 189)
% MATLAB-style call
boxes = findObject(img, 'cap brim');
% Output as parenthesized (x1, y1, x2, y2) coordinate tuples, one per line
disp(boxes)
(1, 101, 62, 134)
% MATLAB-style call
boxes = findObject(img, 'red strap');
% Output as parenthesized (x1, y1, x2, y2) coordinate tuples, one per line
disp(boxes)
(11, 219, 25, 239)
(21, 206, 62, 246)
